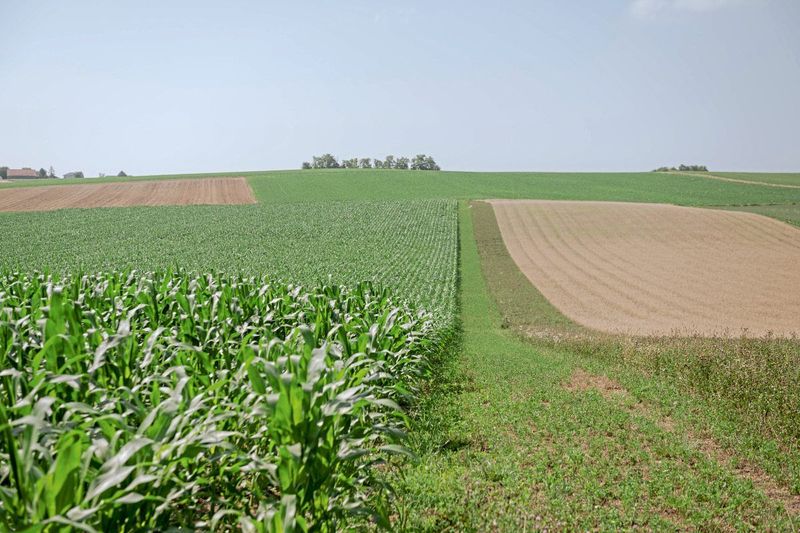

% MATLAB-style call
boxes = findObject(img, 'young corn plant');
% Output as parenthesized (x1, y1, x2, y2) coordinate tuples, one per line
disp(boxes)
(0, 271, 437, 531)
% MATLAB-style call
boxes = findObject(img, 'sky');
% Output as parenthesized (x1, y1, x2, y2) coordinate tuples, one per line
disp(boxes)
(1, 0, 798, 176)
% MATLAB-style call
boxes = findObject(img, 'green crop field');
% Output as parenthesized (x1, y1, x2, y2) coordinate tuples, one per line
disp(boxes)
(0, 200, 458, 321)
(715, 172, 800, 187)
(4, 168, 800, 205)
(1, 169, 799, 530)
(0, 271, 436, 530)
(251, 169, 800, 206)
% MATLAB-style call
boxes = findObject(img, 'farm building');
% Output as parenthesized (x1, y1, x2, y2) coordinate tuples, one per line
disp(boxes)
(6, 168, 41, 179)
(63, 171, 83, 179)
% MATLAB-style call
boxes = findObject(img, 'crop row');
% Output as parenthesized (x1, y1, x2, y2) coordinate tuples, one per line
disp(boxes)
(0, 271, 439, 531)
(0, 200, 458, 325)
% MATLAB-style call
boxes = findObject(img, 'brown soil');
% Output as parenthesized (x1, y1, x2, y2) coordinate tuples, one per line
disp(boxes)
(0, 178, 256, 212)
(489, 200, 800, 337)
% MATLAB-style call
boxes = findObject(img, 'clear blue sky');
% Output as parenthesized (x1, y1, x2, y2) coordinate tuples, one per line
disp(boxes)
(1, 1, 798, 176)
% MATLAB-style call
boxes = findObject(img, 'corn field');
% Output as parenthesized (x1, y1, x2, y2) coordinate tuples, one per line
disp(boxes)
(0, 271, 439, 531)
(0, 200, 459, 325)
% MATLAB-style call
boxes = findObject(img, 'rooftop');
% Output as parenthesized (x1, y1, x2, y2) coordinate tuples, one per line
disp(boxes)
(7, 168, 39, 178)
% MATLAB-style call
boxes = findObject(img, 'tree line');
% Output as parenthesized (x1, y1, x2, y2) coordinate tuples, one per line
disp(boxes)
(652, 164, 708, 172)
(302, 154, 440, 171)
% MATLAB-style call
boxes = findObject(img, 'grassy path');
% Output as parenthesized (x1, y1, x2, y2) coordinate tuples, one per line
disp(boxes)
(396, 202, 798, 531)
(670, 170, 800, 190)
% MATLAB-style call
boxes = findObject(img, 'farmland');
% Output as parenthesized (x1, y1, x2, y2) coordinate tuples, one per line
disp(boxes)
(1, 169, 800, 530)
(0, 178, 256, 212)
(251, 169, 800, 206)
(396, 203, 800, 530)
(4, 169, 800, 206)
(715, 172, 800, 187)
(723, 202, 800, 227)
(490, 199, 800, 336)
(0, 200, 458, 321)
(0, 271, 436, 530)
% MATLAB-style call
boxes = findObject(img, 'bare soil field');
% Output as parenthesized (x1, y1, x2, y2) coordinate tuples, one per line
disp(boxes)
(489, 199, 800, 337)
(0, 177, 256, 212)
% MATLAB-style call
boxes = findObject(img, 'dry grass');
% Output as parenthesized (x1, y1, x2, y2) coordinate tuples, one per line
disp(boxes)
(490, 199, 800, 337)
(562, 367, 625, 397)
(0, 177, 256, 212)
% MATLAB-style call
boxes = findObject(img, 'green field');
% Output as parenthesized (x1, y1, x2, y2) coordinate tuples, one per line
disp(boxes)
(396, 203, 798, 530)
(716, 172, 800, 187)
(1, 169, 799, 530)
(0, 271, 437, 530)
(4, 169, 800, 205)
(0, 200, 457, 319)
(255, 169, 800, 205)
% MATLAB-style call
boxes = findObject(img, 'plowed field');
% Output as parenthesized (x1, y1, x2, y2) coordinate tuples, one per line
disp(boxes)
(0, 177, 256, 212)
(489, 200, 800, 337)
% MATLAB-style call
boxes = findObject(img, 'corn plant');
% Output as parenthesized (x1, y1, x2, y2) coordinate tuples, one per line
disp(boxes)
(0, 271, 437, 531)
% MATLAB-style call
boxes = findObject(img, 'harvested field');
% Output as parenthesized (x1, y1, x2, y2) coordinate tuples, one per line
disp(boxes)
(0, 177, 256, 212)
(489, 200, 800, 337)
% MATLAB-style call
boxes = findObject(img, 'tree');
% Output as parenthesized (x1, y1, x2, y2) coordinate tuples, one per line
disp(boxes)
(411, 154, 440, 171)
(312, 154, 340, 169)
(303, 153, 439, 170)
(0, 167, 7, 179)
(118, 171, 128, 177)
(677, 164, 707, 172)
(99, 173, 106, 178)
(48, 166, 56, 178)
(38, 168, 47, 178)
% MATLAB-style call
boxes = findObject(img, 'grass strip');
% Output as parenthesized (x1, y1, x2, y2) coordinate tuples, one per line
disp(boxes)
(470, 200, 800, 495)
(394, 201, 798, 531)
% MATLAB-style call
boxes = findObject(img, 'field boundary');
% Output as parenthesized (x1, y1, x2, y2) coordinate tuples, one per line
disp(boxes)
(395, 201, 800, 530)
(669, 170, 800, 189)
(471, 199, 800, 513)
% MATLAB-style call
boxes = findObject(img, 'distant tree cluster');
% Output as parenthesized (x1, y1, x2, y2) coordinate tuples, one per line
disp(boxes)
(653, 164, 708, 172)
(302, 154, 440, 171)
